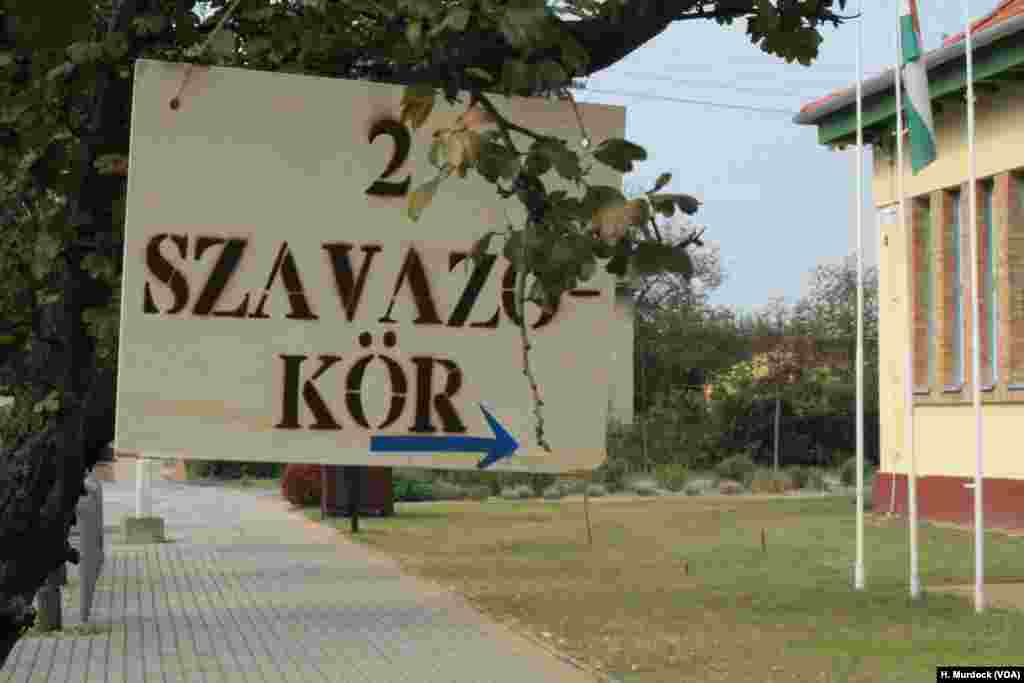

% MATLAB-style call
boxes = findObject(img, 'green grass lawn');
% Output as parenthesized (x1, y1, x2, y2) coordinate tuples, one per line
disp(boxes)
(303, 495, 1024, 682)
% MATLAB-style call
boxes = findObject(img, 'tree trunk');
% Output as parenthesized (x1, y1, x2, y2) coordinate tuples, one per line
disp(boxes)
(0, 0, 147, 666)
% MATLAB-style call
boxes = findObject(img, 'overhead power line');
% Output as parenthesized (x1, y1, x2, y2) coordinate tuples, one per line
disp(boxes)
(612, 71, 844, 99)
(571, 85, 798, 116)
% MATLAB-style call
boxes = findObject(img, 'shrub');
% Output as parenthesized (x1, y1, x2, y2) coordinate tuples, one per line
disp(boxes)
(654, 464, 689, 493)
(684, 482, 703, 496)
(558, 478, 586, 496)
(628, 478, 660, 496)
(715, 454, 756, 483)
(840, 456, 876, 487)
(542, 485, 565, 500)
(718, 479, 744, 495)
(515, 484, 533, 499)
(500, 487, 520, 500)
(281, 464, 322, 506)
(804, 467, 827, 491)
(585, 483, 607, 497)
(466, 485, 490, 501)
(786, 465, 810, 490)
(186, 460, 213, 480)
(393, 478, 435, 502)
(432, 480, 466, 501)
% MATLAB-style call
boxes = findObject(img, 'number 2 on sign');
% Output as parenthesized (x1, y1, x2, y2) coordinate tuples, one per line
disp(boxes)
(365, 118, 411, 197)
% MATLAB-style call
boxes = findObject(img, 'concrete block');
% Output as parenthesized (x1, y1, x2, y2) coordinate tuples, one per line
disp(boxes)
(123, 515, 165, 544)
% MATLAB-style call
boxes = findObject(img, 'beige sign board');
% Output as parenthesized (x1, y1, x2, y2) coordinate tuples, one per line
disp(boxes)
(115, 59, 627, 473)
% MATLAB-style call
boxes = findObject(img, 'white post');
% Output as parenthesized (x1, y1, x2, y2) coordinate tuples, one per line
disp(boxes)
(963, 0, 985, 614)
(854, 0, 866, 591)
(895, 2, 921, 600)
(136, 456, 151, 517)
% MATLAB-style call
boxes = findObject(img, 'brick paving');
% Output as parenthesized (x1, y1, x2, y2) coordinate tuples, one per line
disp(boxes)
(1, 474, 601, 683)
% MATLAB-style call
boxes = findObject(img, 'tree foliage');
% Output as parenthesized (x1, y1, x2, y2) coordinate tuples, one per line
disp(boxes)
(0, 0, 851, 665)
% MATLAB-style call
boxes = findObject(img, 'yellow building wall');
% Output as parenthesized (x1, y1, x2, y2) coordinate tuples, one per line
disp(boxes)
(871, 83, 1024, 480)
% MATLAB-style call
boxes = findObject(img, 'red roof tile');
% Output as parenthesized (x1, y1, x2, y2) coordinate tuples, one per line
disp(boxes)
(800, 0, 1024, 117)
(943, 0, 1024, 45)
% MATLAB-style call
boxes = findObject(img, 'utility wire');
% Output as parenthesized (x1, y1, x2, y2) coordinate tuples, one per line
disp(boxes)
(572, 86, 798, 116)
(611, 71, 846, 99)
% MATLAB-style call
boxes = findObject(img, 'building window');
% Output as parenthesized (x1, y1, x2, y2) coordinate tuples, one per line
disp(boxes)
(912, 196, 933, 391)
(982, 178, 997, 387)
(1011, 173, 1024, 388)
(948, 188, 964, 388)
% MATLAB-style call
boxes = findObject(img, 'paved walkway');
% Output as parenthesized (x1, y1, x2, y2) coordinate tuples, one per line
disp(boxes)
(1, 475, 601, 683)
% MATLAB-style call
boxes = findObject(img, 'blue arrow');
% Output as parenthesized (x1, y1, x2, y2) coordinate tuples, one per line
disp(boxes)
(369, 404, 519, 470)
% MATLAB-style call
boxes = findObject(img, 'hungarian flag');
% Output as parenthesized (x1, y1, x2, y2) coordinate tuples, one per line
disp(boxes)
(899, 0, 937, 173)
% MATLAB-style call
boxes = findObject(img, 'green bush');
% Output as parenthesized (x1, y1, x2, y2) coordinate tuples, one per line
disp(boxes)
(393, 478, 435, 502)
(804, 467, 827, 491)
(500, 487, 520, 500)
(558, 478, 586, 496)
(840, 456, 876, 487)
(715, 454, 756, 483)
(432, 480, 466, 501)
(654, 463, 689, 492)
(186, 460, 213, 480)
(515, 484, 533, 499)
(542, 485, 565, 500)
(466, 484, 490, 501)
(684, 482, 703, 496)
(585, 483, 607, 497)
(786, 465, 810, 490)
(629, 478, 660, 496)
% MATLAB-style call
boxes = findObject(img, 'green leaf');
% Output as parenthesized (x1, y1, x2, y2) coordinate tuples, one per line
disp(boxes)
(428, 137, 447, 169)
(46, 62, 74, 81)
(0, 53, 12, 68)
(592, 138, 647, 173)
(501, 60, 531, 93)
(580, 185, 625, 215)
(406, 20, 422, 46)
(632, 242, 693, 279)
(444, 7, 471, 32)
(605, 240, 630, 277)
(400, 84, 435, 130)
(470, 231, 498, 267)
(651, 172, 672, 193)
(651, 198, 674, 219)
(67, 42, 99, 65)
(465, 67, 494, 82)
(209, 29, 237, 58)
(503, 230, 524, 269)
(650, 193, 701, 215)
(579, 256, 597, 281)
(407, 175, 443, 221)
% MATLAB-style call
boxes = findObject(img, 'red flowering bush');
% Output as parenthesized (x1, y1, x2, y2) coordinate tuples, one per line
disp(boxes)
(281, 464, 322, 506)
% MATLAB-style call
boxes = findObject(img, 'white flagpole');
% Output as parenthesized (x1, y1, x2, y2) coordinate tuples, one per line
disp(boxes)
(963, 0, 985, 614)
(895, 0, 921, 600)
(854, 0, 866, 592)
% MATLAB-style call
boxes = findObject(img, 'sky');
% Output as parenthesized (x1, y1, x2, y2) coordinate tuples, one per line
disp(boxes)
(573, 1, 987, 314)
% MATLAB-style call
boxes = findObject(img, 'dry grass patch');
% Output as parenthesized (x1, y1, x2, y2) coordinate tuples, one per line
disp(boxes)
(307, 496, 1024, 682)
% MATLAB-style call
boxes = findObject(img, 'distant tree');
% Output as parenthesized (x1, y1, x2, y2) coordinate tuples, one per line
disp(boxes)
(791, 254, 879, 414)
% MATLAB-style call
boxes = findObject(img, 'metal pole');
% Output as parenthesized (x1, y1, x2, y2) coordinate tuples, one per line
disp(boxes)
(895, 0, 921, 600)
(854, 0, 866, 591)
(963, 0, 985, 614)
(136, 455, 151, 517)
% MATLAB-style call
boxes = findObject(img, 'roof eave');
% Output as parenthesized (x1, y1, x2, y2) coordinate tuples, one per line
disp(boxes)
(793, 13, 1024, 126)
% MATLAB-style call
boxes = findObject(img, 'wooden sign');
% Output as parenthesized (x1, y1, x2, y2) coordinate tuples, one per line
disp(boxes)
(114, 60, 627, 473)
